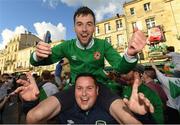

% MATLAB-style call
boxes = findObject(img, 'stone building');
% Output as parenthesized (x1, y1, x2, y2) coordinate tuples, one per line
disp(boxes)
(94, 15, 128, 53)
(95, 0, 180, 62)
(0, 32, 41, 73)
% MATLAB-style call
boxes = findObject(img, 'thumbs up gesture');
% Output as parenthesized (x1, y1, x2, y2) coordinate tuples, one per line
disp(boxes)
(127, 27, 147, 56)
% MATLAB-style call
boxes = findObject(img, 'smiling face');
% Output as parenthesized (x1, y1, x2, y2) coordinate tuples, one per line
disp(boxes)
(75, 76, 99, 111)
(74, 14, 95, 47)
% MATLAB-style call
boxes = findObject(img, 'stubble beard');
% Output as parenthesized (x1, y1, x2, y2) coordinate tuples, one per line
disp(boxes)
(79, 37, 93, 47)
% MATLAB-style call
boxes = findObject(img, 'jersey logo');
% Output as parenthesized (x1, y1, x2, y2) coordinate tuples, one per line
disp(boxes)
(94, 51, 101, 60)
(67, 119, 74, 125)
(71, 55, 77, 60)
(95, 120, 106, 125)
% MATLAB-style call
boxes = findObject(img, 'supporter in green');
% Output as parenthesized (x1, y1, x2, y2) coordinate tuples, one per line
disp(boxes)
(121, 64, 164, 123)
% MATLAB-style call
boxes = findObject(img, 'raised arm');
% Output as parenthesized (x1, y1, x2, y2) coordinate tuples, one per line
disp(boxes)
(11, 72, 61, 123)
(105, 28, 147, 74)
(110, 73, 154, 124)
(150, 59, 169, 88)
(123, 72, 154, 115)
(26, 96, 61, 123)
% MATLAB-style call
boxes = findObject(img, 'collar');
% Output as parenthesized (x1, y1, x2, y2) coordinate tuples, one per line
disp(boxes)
(74, 101, 98, 114)
(76, 38, 94, 50)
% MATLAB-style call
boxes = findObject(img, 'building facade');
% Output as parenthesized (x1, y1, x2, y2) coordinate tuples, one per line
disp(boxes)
(0, 32, 41, 74)
(94, 15, 128, 53)
(0, 32, 68, 75)
(95, 0, 180, 62)
(124, 0, 180, 60)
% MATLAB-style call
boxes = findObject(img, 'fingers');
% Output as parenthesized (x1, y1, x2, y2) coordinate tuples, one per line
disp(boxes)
(127, 29, 147, 56)
(37, 41, 51, 49)
(132, 75, 141, 95)
(138, 92, 145, 101)
(149, 103, 154, 113)
(26, 72, 39, 95)
(26, 72, 37, 86)
(4, 95, 10, 100)
(123, 98, 129, 106)
(138, 93, 154, 113)
(133, 27, 138, 33)
(16, 79, 30, 87)
(11, 86, 26, 95)
(36, 41, 52, 58)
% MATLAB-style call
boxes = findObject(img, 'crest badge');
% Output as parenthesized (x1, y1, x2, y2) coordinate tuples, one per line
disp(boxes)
(95, 120, 106, 125)
(94, 51, 101, 60)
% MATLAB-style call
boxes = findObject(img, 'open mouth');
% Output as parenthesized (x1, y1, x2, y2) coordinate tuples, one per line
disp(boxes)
(80, 98, 88, 104)
(81, 34, 89, 39)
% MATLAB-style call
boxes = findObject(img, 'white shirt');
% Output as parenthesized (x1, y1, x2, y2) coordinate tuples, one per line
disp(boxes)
(166, 52, 180, 71)
(42, 82, 59, 97)
(155, 69, 180, 111)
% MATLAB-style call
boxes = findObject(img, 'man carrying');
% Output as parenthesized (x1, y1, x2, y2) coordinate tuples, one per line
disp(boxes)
(28, 6, 150, 123)
(12, 72, 154, 124)
(58, 73, 118, 124)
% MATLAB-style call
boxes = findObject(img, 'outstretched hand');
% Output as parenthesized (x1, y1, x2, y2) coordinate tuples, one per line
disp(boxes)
(10, 72, 39, 101)
(127, 27, 147, 56)
(123, 72, 154, 115)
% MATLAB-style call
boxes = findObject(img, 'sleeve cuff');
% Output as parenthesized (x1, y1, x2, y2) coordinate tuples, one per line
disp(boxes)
(123, 50, 138, 63)
(33, 52, 39, 62)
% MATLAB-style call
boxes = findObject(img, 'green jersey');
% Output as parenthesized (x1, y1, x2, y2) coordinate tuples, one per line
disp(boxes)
(30, 38, 137, 85)
(122, 83, 164, 124)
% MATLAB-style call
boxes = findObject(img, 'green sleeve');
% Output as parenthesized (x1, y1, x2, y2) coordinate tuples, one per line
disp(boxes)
(30, 41, 67, 66)
(39, 87, 47, 101)
(141, 85, 164, 123)
(149, 92, 164, 123)
(104, 41, 137, 74)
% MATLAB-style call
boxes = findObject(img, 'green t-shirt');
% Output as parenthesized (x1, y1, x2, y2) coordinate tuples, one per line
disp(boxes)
(30, 38, 137, 86)
(122, 83, 164, 124)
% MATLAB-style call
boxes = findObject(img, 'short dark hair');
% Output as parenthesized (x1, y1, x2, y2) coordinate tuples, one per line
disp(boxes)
(75, 73, 98, 86)
(144, 69, 157, 79)
(132, 64, 145, 74)
(41, 70, 51, 81)
(73, 6, 96, 24)
(167, 46, 175, 52)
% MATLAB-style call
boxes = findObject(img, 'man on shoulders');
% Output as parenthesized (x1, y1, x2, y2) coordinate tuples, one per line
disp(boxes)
(29, 6, 149, 123)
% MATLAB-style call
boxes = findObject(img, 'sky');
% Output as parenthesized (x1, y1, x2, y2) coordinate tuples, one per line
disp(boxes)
(0, 0, 131, 49)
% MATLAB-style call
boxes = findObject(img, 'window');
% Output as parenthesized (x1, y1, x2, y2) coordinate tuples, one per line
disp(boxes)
(132, 22, 137, 30)
(116, 19, 123, 30)
(105, 37, 111, 44)
(95, 26, 100, 34)
(145, 17, 155, 29)
(144, 2, 151, 11)
(104, 23, 111, 33)
(117, 34, 124, 46)
(130, 8, 135, 15)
